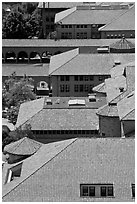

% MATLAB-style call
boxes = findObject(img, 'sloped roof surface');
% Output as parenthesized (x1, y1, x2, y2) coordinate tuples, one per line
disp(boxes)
(2, 138, 76, 198)
(38, 2, 84, 8)
(3, 138, 135, 202)
(110, 38, 135, 50)
(49, 50, 135, 75)
(2, 118, 15, 131)
(49, 48, 79, 75)
(4, 137, 42, 156)
(55, 8, 127, 24)
(117, 91, 135, 120)
(16, 98, 45, 128)
(96, 103, 119, 117)
(105, 76, 126, 103)
(99, 5, 135, 31)
(55, 7, 76, 23)
(22, 108, 99, 130)
(2, 64, 49, 77)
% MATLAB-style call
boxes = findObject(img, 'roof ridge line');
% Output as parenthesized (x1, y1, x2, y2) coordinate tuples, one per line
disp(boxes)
(50, 49, 79, 75)
(2, 138, 78, 198)
(99, 6, 133, 31)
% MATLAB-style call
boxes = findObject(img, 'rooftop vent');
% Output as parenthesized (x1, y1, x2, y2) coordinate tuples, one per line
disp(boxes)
(114, 60, 121, 65)
(88, 95, 96, 102)
(46, 98, 52, 105)
(119, 87, 124, 92)
(68, 99, 85, 106)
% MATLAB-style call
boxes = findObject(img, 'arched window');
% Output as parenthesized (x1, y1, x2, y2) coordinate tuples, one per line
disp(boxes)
(29, 52, 41, 63)
(17, 51, 28, 63)
(5, 51, 16, 63)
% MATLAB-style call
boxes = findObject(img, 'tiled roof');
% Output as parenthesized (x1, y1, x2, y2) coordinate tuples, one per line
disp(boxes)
(16, 96, 108, 130)
(117, 91, 135, 120)
(96, 103, 119, 117)
(92, 82, 106, 93)
(55, 8, 127, 24)
(2, 39, 135, 47)
(4, 137, 42, 156)
(99, 5, 135, 31)
(49, 50, 135, 75)
(21, 108, 99, 130)
(105, 76, 126, 103)
(110, 37, 135, 50)
(2, 64, 49, 77)
(3, 138, 135, 202)
(2, 139, 77, 198)
(16, 98, 45, 128)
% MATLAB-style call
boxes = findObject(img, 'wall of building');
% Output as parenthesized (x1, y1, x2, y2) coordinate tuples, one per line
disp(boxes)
(122, 120, 135, 136)
(51, 75, 110, 97)
(56, 24, 102, 39)
(99, 115, 121, 137)
(100, 30, 135, 39)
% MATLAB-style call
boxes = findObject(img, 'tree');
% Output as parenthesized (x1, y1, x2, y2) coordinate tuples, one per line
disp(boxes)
(2, 3, 42, 39)
(3, 72, 36, 124)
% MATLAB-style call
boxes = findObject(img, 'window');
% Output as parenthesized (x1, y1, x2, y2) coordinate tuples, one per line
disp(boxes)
(74, 85, 79, 92)
(61, 25, 64, 29)
(81, 185, 95, 197)
(77, 25, 80, 28)
(101, 185, 114, 197)
(90, 76, 94, 81)
(99, 76, 103, 81)
(80, 184, 114, 198)
(60, 85, 65, 92)
(84, 76, 89, 81)
(69, 25, 72, 28)
(65, 85, 70, 92)
(84, 25, 87, 28)
(74, 76, 79, 81)
(60, 76, 64, 81)
(80, 76, 83, 81)
(80, 85, 84, 92)
(66, 76, 70, 81)
(84, 85, 89, 92)
(132, 184, 135, 198)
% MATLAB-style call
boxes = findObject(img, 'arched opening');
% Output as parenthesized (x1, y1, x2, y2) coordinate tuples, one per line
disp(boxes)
(54, 51, 62, 55)
(29, 52, 41, 63)
(41, 51, 51, 63)
(5, 51, 16, 63)
(17, 51, 28, 63)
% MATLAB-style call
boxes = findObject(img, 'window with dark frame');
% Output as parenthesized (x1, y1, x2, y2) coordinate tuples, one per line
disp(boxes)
(65, 85, 70, 92)
(60, 76, 64, 81)
(132, 184, 135, 198)
(60, 85, 65, 92)
(80, 76, 83, 81)
(66, 76, 70, 81)
(90, 76, 94, 81)
(74, 76, 79, 81)
(99, 76, 103, 81)
(80, 184, 114, 198)
(74, 85, 79, 92)
(80, 85, 84, 92)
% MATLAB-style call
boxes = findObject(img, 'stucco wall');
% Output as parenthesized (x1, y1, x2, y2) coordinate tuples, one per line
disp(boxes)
(99, 115, 121, 137)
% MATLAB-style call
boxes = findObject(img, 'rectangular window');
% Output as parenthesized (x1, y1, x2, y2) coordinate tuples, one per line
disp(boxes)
(101, 185, 114, 197)
(77, 25, 80, 28)
(80, 85, 83, 92)
(61, 25, 64, 29)
(60, 76, 64, 81)
(81, 185, 95, 197)
(101, 186, 107, 197)
(84, 85, 89, 92)
(74, 85, 79, 92)
(60, 85, 65, 92)
(80, 76, 83, 81)
(69, 25, 72, 28)
(84, 25, 87, 28)
(132, 184, 135, 198)
(66, 76, 70, 81)
(74, 76, 79, 81)
(65, 85, 70, 92)
(84, 76, 89, 81)
(90, 76, 94, 81)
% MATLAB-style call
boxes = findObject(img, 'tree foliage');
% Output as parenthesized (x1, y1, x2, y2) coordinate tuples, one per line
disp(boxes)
(3, 72, 36, 124)
(2, 3, 42, 39)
